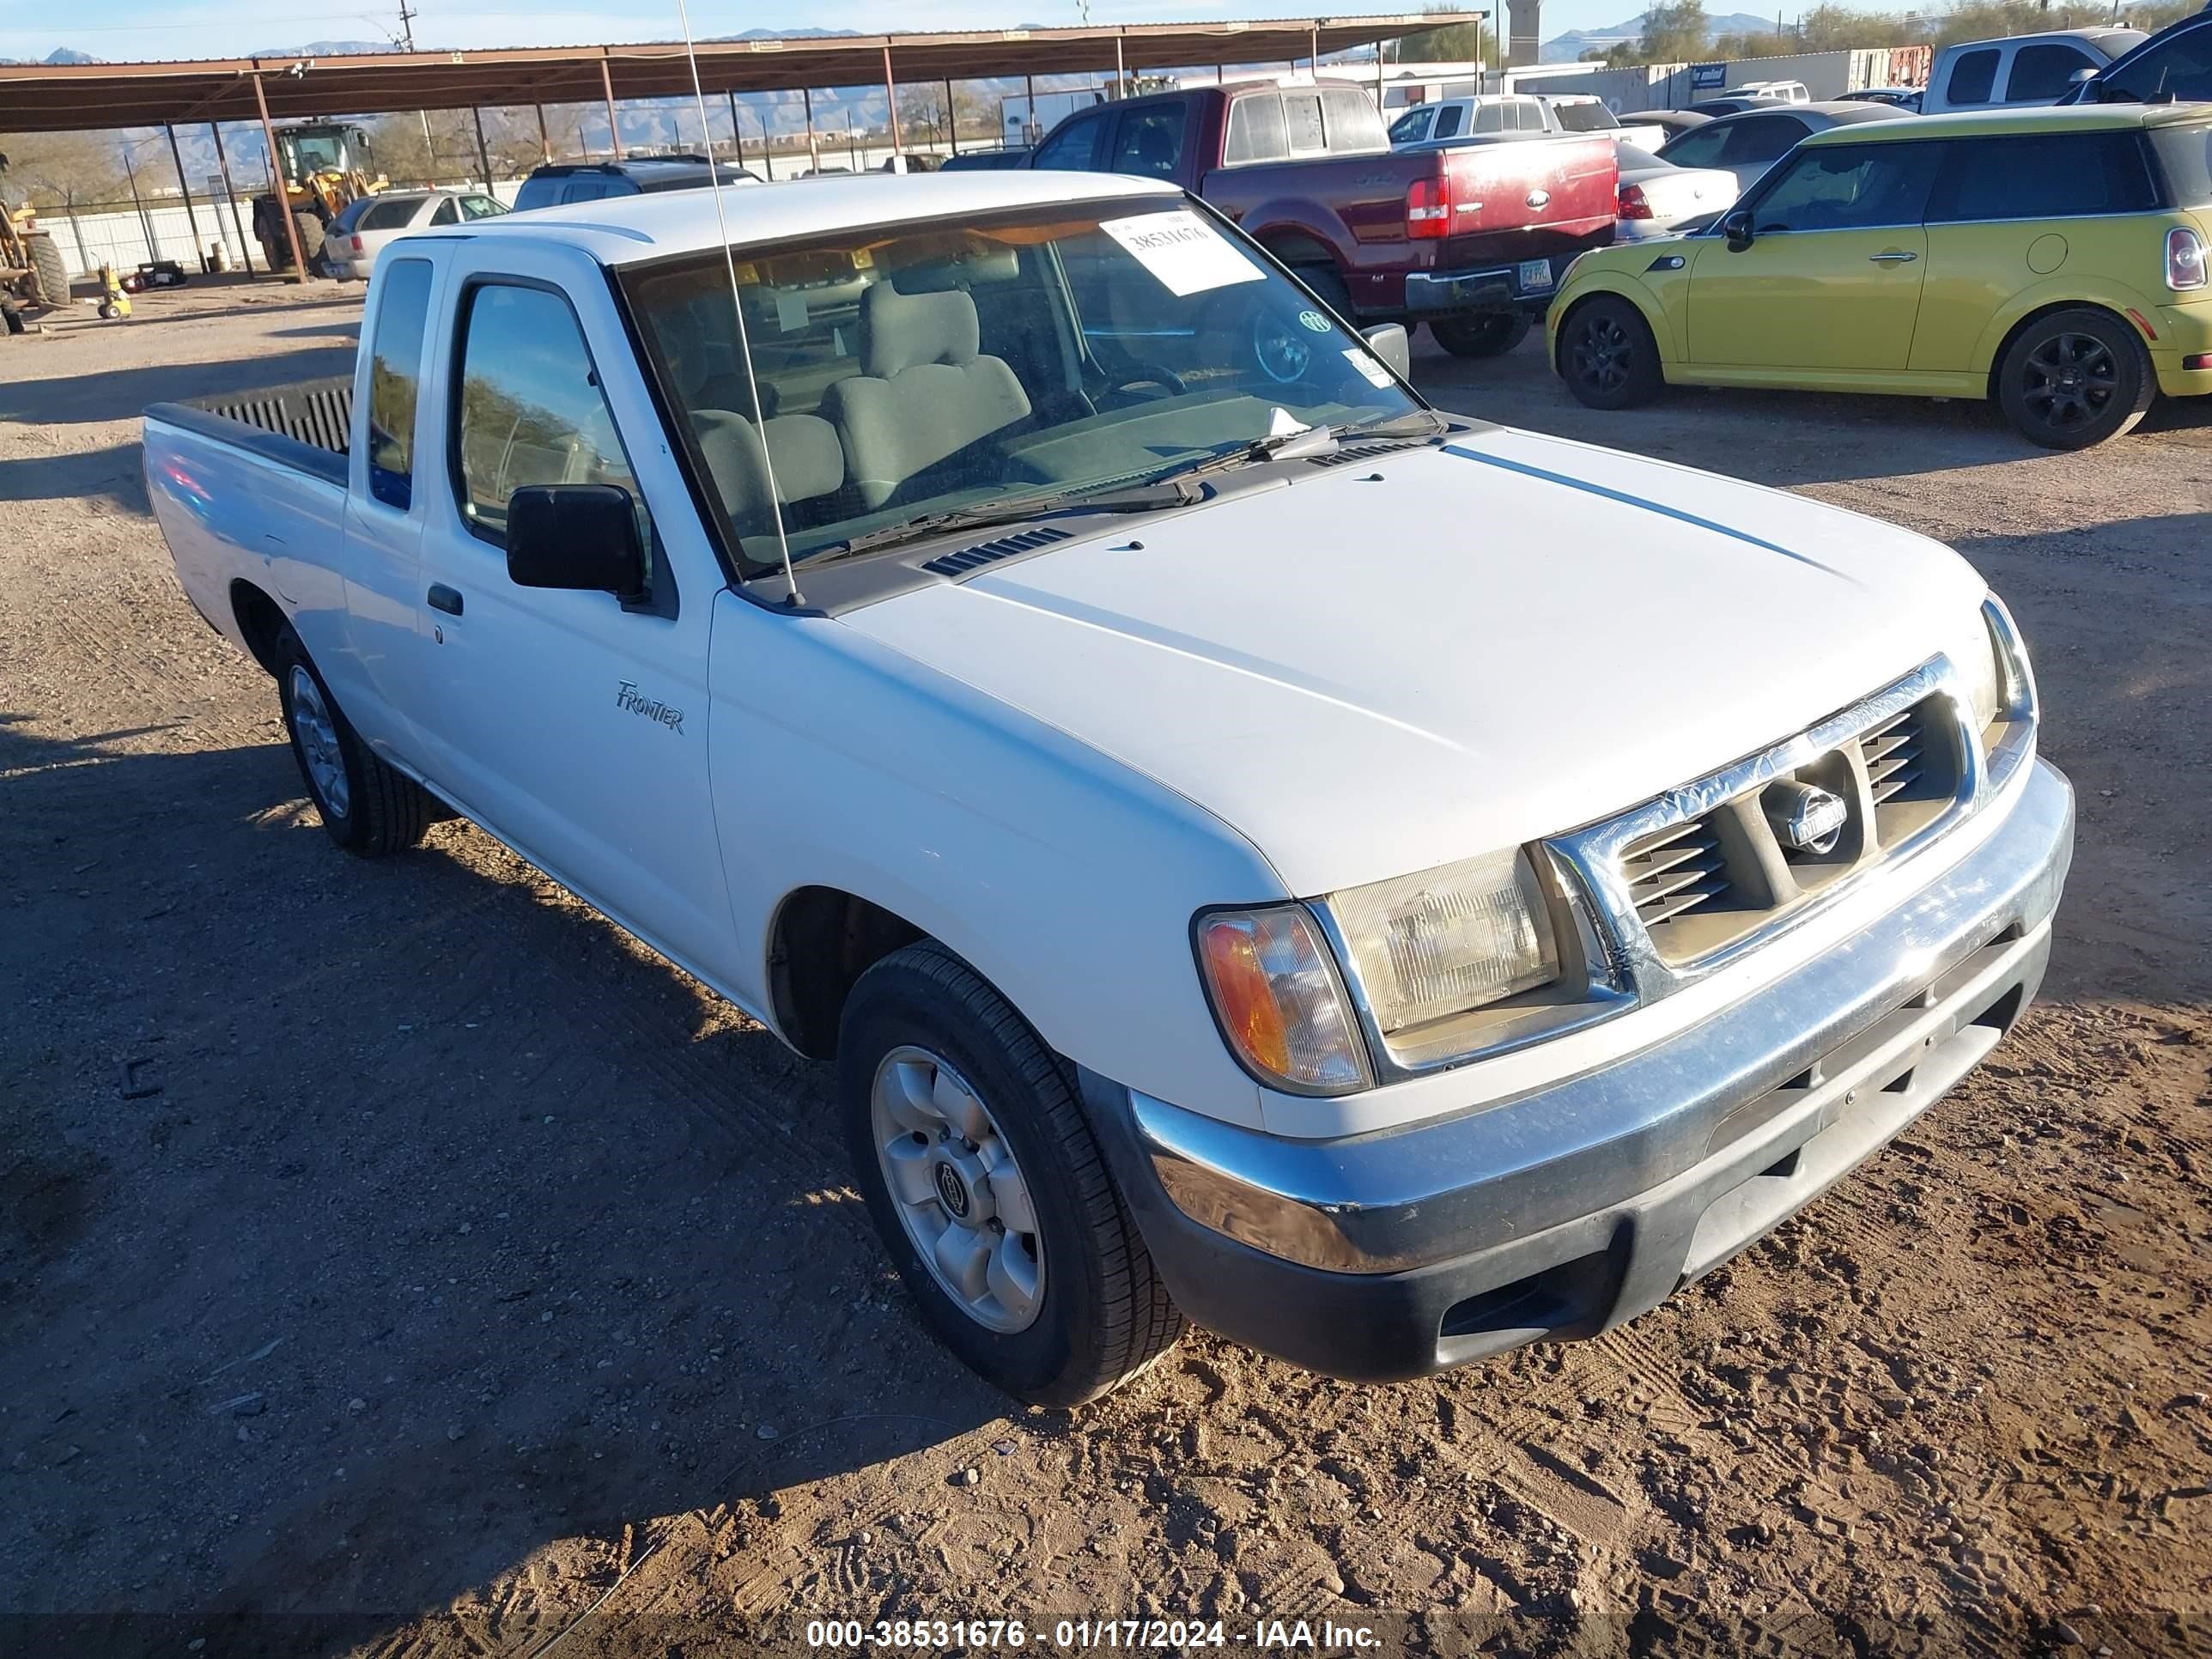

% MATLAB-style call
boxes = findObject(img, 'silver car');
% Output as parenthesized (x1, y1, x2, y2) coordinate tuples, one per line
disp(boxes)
(328, 189, 507, 282)
(1613, 140, 1739, 240)
(1652, 100, 1913, 191)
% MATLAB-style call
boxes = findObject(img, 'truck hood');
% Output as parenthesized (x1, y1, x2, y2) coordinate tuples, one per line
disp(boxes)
(841, 424, 1987, 897)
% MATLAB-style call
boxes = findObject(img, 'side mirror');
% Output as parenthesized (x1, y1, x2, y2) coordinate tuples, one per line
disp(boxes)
(1361, 322, 1412, 380)
(506, 483, 646, 602)
(1721, 206, 1754, 252)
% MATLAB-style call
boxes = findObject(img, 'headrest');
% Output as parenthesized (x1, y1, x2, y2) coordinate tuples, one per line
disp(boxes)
(690, 408, 845, 512)
(860, 284, 981, 378)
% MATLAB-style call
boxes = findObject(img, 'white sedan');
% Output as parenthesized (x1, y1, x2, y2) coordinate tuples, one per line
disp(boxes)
(327, 189, 507, 281)
(1613, 141, 1740, 240)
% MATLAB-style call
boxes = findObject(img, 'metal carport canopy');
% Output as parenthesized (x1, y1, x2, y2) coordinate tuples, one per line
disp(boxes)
(0, 15, 1447, 131)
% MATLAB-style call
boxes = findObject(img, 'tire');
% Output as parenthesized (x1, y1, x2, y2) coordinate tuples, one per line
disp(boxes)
(1292, 264, 1353, 323)
(290, 212, 327, 276)
(1430, 311, 1532, 359)
(1557, 295, 1664, 410)
(838, 942, 1183, 1406)
(25, 233, 70, 308)
(1996, 307, 2154, 450)
(275, 629, 432, 857)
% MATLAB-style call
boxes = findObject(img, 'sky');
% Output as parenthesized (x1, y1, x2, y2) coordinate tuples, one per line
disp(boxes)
(0, 0, 1668, 65)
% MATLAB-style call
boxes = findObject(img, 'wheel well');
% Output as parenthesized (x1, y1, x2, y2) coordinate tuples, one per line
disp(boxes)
(1984, 301, 2137, 402)
(766, 886, 927, 1060)
(1260, 232, 1336, 273)
(228, 580, 289, 677)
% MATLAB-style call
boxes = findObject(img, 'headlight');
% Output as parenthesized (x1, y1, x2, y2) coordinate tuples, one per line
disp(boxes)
(1940, 602, 2002, 734)
(1194, 906, 1370, 1095)
(1326, 848, 1560, 1038)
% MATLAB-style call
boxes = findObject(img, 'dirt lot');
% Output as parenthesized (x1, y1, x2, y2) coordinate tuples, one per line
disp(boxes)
(3, 276, 2209, 1659)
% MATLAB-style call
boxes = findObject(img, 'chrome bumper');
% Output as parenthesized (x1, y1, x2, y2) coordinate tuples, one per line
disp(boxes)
(1079, 758, 2073, 1380)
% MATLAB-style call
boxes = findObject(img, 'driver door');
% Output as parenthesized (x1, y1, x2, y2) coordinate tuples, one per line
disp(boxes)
(1686, 140, 1942, 373)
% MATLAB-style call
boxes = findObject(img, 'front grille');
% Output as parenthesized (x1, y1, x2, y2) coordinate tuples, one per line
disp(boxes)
(1624, 817, 1733, 931)
(1563, 665, 1984, 978)
(1862, 708, 1924, 805)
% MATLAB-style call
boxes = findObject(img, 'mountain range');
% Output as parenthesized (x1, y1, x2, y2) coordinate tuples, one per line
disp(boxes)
(1540, 10, 1784, 63)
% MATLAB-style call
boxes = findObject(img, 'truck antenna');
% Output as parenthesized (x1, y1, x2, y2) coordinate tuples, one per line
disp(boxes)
(675, 0, 804, 606)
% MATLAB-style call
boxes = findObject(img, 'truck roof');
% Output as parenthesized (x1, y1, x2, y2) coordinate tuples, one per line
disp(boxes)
(472, 169, 1182, 266)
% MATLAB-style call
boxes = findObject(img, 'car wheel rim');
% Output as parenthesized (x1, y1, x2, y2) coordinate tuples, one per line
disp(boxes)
(2021, 332, 2117, 431)
(870, 1045, 1044, 1334)
(288, 665, 349, 818)
(1572, 315, 1632, 392)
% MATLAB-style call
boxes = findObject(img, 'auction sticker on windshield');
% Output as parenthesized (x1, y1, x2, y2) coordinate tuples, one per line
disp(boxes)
(1099, 210, 1264, 298)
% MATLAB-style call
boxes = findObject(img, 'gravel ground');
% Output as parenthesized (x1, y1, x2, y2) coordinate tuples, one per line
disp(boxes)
(2, 276, 2209, 1659)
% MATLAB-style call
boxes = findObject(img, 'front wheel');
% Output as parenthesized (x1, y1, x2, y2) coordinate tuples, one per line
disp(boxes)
(838, 942, 1183, 1405)
(1430, 311, 1532, 359)
(1556, 295, 1664, 410)
(1996, 307, 2153, 450)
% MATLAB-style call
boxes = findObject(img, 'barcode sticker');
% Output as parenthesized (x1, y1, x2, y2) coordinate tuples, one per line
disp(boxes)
(1098, 209, 1264, 297)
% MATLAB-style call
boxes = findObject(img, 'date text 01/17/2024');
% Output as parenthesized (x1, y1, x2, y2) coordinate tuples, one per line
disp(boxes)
(802, 1620, 1382, 1650)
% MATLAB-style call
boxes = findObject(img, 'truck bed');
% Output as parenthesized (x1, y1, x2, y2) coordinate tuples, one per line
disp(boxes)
(143, 378, 354, 665)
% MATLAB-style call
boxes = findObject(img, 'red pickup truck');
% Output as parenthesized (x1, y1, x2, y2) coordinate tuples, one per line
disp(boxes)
(1029, 82, 1619, 357)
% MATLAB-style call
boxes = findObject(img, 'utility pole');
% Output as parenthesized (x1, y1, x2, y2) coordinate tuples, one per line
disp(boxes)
(397, 0, 434, 181)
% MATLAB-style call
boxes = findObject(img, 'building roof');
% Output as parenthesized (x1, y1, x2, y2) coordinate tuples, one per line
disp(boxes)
(455, 167, 1182, 266)
(0, 16, 1442, 133)
(1806, 101, 2212, 143)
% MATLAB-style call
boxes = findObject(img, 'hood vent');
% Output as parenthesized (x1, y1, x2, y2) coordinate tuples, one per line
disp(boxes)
(1307, 439, 1427, 470)
(921, 524, 1072, 578)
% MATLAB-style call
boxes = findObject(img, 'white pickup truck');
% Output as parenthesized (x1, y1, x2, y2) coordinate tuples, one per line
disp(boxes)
(146, 169, 2074, 1405)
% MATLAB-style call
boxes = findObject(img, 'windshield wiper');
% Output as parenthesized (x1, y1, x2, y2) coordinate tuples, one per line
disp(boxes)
(807, 478, 1202, 563)
(1146, 408, 1450, 486)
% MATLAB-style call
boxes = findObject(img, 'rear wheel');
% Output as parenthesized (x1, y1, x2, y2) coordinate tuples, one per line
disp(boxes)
(1430, 311, 1532, 359)
(291, 212, 327, 277)
(276, 630, 432, 857)
(839, 942, 1182, 1405)
(1996, 307, 2153, 450)
(1557, 295, 1664, 410)
(25, 233, 70, 308)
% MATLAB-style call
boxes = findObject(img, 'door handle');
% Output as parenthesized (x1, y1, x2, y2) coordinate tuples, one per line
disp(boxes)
(1868, 250, 1918, 264)
(428, 583, 464, 616)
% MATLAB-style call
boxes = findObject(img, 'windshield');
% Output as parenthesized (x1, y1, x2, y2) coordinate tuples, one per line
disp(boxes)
(623, 200, 1421, 578)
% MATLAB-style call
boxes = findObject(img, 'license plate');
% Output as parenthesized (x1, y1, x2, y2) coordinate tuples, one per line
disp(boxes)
(1517, 258, 1555, 292)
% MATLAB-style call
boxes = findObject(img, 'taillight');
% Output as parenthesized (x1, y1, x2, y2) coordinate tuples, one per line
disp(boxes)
(1619, 183, 1653, 221)
(2168, 226, 2207, 291)
(349, 234, 365, 255)
(1407, 173, 1451, 239)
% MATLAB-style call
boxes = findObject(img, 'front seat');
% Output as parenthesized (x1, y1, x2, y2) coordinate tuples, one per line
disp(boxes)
(822, 284, 1031, 510)
(690, 407, 845, 542)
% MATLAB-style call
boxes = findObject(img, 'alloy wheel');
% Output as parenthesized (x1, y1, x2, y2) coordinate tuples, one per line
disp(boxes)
(2021, 332, 2117, 434)
(1571, 315, 1632, 393)
(869, 1045, 1044, 1334)
(288, 665, 349, 819)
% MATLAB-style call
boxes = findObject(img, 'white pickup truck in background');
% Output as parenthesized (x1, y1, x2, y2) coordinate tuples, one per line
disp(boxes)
(145, 169, 2073, 1404)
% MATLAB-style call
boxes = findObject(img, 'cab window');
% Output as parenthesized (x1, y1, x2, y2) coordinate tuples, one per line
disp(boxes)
(451, 283, 649, 558)
(1320, 87, 1388, 150)
(1749, 143, 1941, 232)
(1283, 92, 1326, 155)
(1432, 105, 1463, 139)
(1946, 48, 2000, 106)
(1109, 105, 1186, 178)
(1033, 109, 1109, 170)
(1387, 106, 1432, 144)
(2005, 42, 2100, 101)
(1926, 132, 2158, 222)
(365, 258, 433, 509)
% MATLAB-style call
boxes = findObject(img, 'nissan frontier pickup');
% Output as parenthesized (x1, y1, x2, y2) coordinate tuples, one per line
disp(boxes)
(144, 170, 2074, 1404)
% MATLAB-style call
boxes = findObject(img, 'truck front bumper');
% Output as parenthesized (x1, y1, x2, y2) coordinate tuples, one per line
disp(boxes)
(1079, 757, 2074, 1383)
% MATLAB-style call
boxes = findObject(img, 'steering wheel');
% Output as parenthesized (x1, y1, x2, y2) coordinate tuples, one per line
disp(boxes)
(1100, 362, 1188, 401)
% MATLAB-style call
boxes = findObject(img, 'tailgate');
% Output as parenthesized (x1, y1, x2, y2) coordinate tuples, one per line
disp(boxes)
(1432, 134, 1619, 251)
